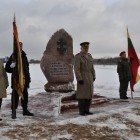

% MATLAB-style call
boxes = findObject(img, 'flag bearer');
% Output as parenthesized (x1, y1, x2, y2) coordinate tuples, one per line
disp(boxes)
(5, 42, 34, 116)
(117, 51, 131, 99)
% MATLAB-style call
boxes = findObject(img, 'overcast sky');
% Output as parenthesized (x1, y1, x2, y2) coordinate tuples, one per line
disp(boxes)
(0, 0, 140, 59)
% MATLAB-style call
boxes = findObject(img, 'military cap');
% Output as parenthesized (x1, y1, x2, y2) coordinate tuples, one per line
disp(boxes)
(80, 42, 90, 47)
(119, 51, 126, 56)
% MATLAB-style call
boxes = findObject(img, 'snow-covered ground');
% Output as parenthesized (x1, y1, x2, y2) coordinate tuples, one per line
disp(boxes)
(0, 64, 140, 140)
(6, 64, 140, 98)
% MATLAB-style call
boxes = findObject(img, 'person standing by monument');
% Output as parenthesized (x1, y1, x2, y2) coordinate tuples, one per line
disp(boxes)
(5, 42, 34, 116)
(0, 59, 9, 121)
(117, 51, 131, 99)
(74, 42, 96, 116)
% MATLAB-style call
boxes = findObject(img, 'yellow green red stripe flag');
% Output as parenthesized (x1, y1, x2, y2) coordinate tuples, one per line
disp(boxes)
(127, 28, 140, 91)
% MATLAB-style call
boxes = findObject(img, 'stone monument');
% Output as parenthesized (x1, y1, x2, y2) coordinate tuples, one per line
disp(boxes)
(40, 29, 74, 92)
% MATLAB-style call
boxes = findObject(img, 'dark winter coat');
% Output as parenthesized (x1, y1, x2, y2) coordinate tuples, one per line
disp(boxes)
(5, 51, 31, 88)
(74, 52, 96, 99)
(117, 57, 131, 82)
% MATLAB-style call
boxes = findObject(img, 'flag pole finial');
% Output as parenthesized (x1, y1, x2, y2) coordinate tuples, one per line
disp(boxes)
(13, 13, 16, 22)
(127, 26, 130, 39)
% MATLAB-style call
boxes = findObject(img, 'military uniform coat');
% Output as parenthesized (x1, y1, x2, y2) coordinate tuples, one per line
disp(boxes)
(117, 58, 131, 82)
(74, 52, 95, 99)
(0, 60, 9, 98)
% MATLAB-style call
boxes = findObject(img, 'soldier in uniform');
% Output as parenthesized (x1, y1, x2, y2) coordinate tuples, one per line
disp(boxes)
(0, 59, 9, 121)
(5, 42, 34, 116)
(117, 51, 131, 99)
(74, 42, 96, 116)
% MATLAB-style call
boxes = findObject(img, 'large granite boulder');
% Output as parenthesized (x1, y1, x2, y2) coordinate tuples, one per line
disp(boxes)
(40, 29, 74, 92)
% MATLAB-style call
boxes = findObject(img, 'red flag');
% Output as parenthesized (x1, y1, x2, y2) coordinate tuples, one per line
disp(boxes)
(13, 16, 24, 99)
(127, 28, 140, 91)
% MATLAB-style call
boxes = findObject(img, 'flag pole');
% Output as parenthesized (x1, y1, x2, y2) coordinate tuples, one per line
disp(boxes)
(127, 27, 133, 99)
(130, 69, 133, 99)
(130, 81, 133, 99)
(12, 14, 16, 119)
(131, 90, 133, 99)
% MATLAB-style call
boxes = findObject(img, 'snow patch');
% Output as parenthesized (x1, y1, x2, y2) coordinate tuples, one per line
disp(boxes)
(51, 133, 73, 140)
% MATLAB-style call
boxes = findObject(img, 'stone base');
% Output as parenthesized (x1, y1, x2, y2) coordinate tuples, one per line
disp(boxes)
(44, 82, 75, 92)
(60, 92, 110, 113)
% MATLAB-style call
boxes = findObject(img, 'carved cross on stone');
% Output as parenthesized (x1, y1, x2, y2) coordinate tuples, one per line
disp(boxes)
(57, 38, 67, 55)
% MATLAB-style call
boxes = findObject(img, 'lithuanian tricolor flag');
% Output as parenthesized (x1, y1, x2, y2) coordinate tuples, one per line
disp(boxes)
(127, 28, 140, 91)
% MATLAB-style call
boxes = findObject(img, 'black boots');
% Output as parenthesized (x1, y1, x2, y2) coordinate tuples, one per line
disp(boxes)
(78, 99, 93, 116)
(0, 98, 2, 109)
(0, 98, 2, 121)
(79, 113, 86, 116)
(85, 99, 93, 115)
(85, 111, 93, 115)
(23, 109, 34, 116)
(120, 94, 128, 99)
(78, 99, 86, 116)
(11, 109, 34, 118)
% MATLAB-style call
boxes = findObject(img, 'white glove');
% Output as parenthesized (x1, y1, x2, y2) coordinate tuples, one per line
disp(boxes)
(10, 62, 16, 68)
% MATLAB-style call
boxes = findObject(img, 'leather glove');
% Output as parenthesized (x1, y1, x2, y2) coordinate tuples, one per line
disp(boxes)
(78, 80, 84, 85)
(10, 62, 16, 68)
